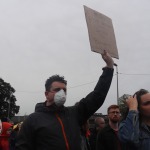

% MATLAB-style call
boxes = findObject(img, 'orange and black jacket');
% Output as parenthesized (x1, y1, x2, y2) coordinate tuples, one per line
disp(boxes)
(16, 67, 114, 150)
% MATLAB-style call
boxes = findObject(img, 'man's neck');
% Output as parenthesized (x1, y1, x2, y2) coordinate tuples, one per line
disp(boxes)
(109, 121, 119, 131)
(46, 100, 54, 106)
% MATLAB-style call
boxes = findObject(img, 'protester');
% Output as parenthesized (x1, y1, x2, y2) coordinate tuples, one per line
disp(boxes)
(16, 50, 114, 150)
(0, 122, 13, 150)
(95, 117, 105, 131)
(89, 117, 105, 150)
(119, 89, 150, 150)
(96, 105, 122, 150)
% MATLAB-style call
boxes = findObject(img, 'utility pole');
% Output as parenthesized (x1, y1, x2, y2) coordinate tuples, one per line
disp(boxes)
(114, 63, 119, 104)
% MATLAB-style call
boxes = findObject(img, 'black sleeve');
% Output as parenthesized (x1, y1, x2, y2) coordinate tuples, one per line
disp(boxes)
(15, 115, 35, 150)
(96, 130, 105, 150)
(77, 67, 114, 125)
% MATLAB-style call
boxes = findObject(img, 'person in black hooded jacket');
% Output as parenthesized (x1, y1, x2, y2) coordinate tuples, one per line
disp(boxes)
(16, 50, 114, 150)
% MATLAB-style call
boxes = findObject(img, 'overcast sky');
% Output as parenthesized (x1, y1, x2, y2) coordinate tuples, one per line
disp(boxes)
(0, 0, 150, 116)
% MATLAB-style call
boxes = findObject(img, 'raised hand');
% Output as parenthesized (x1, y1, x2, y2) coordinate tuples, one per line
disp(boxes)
(126, 95, 138, 111)
(101, 50, 114, 68)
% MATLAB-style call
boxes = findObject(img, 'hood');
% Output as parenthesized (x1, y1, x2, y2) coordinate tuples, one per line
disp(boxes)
(35, 102, 65, 113)
(0, 122, 12, 137)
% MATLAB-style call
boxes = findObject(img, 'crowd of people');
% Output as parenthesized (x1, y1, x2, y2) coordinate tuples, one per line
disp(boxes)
(0, 51, 150, 150)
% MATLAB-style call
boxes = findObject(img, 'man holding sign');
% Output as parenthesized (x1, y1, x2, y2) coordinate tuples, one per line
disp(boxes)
(16, 51, 114, 150)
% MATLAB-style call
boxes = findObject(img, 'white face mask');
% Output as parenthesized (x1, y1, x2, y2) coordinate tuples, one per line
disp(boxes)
(54, 89, 66, 107)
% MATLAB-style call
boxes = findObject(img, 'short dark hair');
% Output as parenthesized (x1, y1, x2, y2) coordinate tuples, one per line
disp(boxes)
(45, 75, 67, 91)
(107, 104, 119, 114)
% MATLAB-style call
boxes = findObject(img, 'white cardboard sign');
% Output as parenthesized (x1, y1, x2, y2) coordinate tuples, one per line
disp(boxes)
(84, 5, 119, 59)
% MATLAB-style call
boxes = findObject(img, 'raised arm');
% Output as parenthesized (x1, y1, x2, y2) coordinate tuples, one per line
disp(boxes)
(77, 51, 114, 124)
(101, 50, 114, 69)
(119, 96, 139, 146)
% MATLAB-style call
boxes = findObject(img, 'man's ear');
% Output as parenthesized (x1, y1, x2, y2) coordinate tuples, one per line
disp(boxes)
(45, 91, 48, 97)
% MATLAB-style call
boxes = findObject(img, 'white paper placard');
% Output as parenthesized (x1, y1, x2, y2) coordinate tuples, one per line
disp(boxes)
(84, 5, 119, 59)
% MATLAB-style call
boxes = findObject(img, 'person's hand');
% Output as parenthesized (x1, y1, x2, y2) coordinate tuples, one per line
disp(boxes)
(126, 95, 138, 111)
(101, 50, 114, 68)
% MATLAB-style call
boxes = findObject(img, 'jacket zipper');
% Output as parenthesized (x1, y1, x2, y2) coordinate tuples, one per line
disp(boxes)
(55, 113, 70, 150)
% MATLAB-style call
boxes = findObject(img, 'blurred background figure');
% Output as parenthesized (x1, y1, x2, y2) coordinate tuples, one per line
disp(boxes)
(89, 117, 105, 150)
(95, 117, 105, 131)
(0, 122, 13, 150)
(9, 122, 23, 150)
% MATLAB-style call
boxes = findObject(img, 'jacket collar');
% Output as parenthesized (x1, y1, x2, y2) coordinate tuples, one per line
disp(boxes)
(35, 101, 65, 113)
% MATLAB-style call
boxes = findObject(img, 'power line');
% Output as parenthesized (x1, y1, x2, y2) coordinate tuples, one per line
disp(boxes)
(68, 81, 96, 89)
(15, 72, 150, 93)
(119, 73, 150, 76)
(16, 81, 97, 93)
